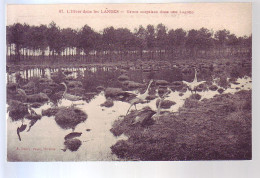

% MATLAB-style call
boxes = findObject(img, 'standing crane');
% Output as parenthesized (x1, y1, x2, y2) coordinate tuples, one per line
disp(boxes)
(156, 89, 171, 119)
(27, 105, 41, 132)
(60, 82, 82, 102)
(126, 80, 153, 115)
(182, 69, 206, 93)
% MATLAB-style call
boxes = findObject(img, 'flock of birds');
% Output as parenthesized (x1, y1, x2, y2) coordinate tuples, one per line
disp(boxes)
(125, 68, 206, 115)
(13, 68, 208, 141)
(17, 67, 205, 108)
(57, 68, 206, 115)
(58, 68, 207, 116)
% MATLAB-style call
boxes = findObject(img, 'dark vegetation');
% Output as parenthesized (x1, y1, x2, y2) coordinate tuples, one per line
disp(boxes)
(64, 138, 82, 152)
(42, 107, 60, 117)
(156, 99, 176, 109)
(64, 132, 82, 140)
(110, 107, 156, 137)
(8, 100, 29, 121)
(100, 97, 114, 107)
(54, 107, 87, 130)
(110, 90, 251, 161)
(7, 22, 251, 65)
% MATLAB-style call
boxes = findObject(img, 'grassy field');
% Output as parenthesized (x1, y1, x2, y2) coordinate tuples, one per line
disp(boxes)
(110, 90, 251, 161)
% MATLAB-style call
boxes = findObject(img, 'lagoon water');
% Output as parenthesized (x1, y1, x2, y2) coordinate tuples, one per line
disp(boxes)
(6, 66, 251, 161)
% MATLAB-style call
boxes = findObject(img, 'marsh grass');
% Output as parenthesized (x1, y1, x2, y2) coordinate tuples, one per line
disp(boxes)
(54, 107, 88, 130)
(111, 90, 252, 160)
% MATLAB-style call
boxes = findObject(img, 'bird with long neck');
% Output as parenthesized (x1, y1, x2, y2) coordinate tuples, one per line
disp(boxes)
(126, 80, 153, 115)
(193, 69, 198, 82)
(61, 82, 68, 96)
(156, 89, 171, 119)
(26, 105, 41, 132)
(182, 69, 206, 93)
(60, 82, 82, 102)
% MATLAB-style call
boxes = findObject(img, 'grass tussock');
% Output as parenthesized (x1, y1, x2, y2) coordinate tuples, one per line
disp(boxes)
(100, 98, 114, 108)
(64, 138, 82, 151)
(54, 107, 87, 130)
(111, 90, 251, 161)
(26, 93, 49, 103)
(42, 107, 60, 117)
(8, 100, 29, 121)
(110, 107, 156, 137)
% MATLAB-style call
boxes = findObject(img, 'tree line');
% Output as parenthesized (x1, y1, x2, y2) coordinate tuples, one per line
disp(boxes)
(6, 22, 252, 63)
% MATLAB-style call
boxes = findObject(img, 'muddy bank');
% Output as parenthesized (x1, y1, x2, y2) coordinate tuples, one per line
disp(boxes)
(110, 90, 251, 161)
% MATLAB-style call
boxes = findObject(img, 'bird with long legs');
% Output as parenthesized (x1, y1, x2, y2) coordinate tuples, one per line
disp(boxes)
(156, 88, 171, 119)
(60, 82, 82, 105)
(26, 105, 41, 132)
(182, 68, 206, 93)
(126, 80, 153, 115)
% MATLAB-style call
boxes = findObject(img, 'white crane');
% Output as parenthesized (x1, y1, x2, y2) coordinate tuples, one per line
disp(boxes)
(126, 80, 153, 115)
(182, 69, 206, 93)
(61, 82, 82, 102)
(156, 89, 171, 119)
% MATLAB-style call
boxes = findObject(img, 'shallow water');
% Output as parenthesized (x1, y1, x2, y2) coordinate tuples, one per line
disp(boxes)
(6, 66, 252, 161)
(7, 92, 128, 161)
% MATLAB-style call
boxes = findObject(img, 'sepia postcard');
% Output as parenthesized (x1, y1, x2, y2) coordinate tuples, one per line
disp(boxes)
(6, 3, 252, 162)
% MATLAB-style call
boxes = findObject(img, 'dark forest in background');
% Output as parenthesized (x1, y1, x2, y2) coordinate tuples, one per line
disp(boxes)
(6, 22, 252, 64)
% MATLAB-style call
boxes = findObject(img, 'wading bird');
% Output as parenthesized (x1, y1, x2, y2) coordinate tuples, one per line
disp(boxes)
(156, 89, 171, 119)
(126, 80, 153, 115)
(182, 69, 206, 93)
(60, 82, 82, 102)
(27, 105, 41, 132)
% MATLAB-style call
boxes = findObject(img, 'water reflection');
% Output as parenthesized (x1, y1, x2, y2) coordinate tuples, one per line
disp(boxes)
(6, 66, 252, 161)
(7, 93, 128, 161)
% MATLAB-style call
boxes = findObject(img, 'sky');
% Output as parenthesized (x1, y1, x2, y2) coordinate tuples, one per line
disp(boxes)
(7, 3, 252, 37)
